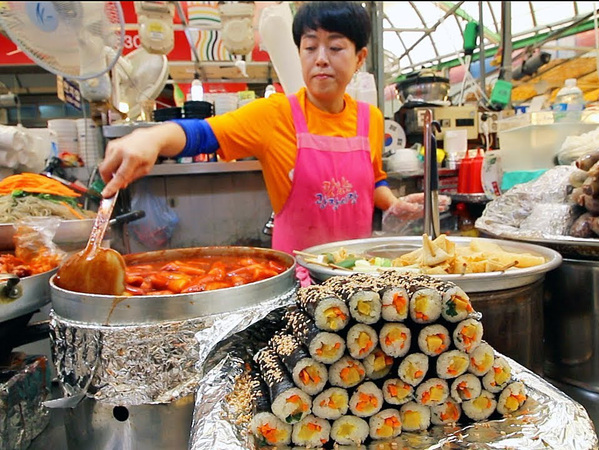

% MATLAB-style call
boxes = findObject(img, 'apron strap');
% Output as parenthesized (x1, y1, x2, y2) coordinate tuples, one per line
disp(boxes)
(287, 94, 309, 134)
(356, 101, 370, 137)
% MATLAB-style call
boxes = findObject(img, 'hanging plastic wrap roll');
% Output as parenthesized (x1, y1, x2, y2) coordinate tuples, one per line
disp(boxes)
(258, 3, 305, 95)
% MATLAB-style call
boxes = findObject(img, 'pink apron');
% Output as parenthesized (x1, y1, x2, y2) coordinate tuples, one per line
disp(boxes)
(272, 94, 375, 256)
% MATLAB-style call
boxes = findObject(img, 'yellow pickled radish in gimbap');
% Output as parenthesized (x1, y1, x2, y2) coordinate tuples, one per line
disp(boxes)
(346, 323, 378, 359)
(329, 356, 366, 389)
(415, 378, 450, 406)
(348, 289, 382, 324)
(409, 286, 443, 323)
(363, 347, 394, 380)
(430, 398, 462, 425)
(383, 378, 415, 405)
(398, 353, 429, 386)
(310, 332, 346, 364)
(462, 389, 497, 421)
(296, 285, 349, 331)
(381, 286, 409, 321)
(312, 387, 349, 420)
(349, 381, 384, 417)
(369, 408, 402, 440)
(450, 373, 482, 403)
(251, 413, 292, 447)
(453, 318, 484, 353)
(379, 322, 411, 358)
(436, 282, 474, 323)
(399, 401, 431, 431)
(436, 350, 470, 379)
(418, 324, 451, 356)
(468, 341, 495, 376)
(330, 415, 370, 446)
(496, 381, 528, 416)
(482, 356, 512, 393)
(291, 414, 331, 447)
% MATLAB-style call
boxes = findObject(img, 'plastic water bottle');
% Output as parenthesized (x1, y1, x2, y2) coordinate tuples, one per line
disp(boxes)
(552, 78, 585, 121)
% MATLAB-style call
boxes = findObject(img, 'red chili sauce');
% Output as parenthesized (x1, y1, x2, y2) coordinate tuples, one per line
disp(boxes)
(124, 255, 289, 296)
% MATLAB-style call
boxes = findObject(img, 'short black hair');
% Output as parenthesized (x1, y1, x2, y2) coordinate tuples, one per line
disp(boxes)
(292, 1, 371, 51)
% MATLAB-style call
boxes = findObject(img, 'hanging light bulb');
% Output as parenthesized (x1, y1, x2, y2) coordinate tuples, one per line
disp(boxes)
(191, 73, 204, 101)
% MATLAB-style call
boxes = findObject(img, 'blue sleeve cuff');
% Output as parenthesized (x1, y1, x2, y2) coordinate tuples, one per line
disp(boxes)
(375, 179, 389, 188)
(169, 119, 220, 157)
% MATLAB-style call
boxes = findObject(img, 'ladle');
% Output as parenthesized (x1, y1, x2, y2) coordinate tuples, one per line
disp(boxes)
(54, 192, 126, 295)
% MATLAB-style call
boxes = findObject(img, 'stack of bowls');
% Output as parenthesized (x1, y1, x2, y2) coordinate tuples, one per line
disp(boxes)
(76, 119, 102, 168)
(183, 101, 214, 119)
(152, 107, 182, 122)
(47, 119, 78, 155)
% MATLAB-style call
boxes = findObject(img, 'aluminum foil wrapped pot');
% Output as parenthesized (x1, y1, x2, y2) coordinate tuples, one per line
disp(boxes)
(48, 246, 297, 450)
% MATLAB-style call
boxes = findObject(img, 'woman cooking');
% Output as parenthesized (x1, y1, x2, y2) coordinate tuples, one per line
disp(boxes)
(99, 1, 445, 256)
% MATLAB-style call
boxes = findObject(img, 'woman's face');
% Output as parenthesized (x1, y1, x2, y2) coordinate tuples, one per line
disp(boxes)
(299, 28, 367, 111)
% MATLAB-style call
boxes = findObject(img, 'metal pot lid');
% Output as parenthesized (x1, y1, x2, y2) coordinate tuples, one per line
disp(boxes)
(396, 72, 450, 89)
(296, 236, 562, 293)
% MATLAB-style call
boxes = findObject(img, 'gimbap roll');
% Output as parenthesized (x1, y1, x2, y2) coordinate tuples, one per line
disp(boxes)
(398, 353, 429, 386)
(346, 323, 378, 359)
(254, 347, 312, 424)
(348, 289, 382, 324)
(269, 332, 327, 396)
(249, 373, 292, 447)
(379, 323, 411, 358)
(380, 285, 409, 322)
(291, 414, 330, 447)
(399, 401, 431, 432)
(415, 377, 449, 407)
(349, 381, 384, 418)
(433, 280, 474, 323)
(468, 341, 495, 376)
(462, 389, 496, 421)
(382, 378, 414, 406)
(329, 356, 366, 389)
(482, 356, 512, 393)
(436, 350, 470, 379)
(496, 381, 527, 416)
(285, 306, 346, 364)
(369, 408, 402, 440)
(312, 387, 349, 420)
(418, 324, 451, 357)
(330, 415, 370, 446)
(296, 285, 349, 331)
(363, 347, 394, 380)
(409, 285, 443, 324)
(453, 318, 484, 353)
(450, 373, 482, 403)
(430, 399, 462, 426)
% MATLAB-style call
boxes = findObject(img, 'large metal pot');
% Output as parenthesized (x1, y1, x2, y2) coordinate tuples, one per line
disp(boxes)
(0, 269, 56, 323)
(396, 70, 450, 103)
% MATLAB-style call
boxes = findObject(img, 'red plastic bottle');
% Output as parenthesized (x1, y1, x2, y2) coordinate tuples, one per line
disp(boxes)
(458, 151, 471, 193)
(468, 148, 484, 194)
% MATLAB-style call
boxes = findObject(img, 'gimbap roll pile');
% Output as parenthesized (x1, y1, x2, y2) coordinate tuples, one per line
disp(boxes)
(249, 272, 529, 447)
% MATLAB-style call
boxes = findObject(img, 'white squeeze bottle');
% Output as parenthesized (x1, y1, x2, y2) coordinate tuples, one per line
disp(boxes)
(552, 78, 585, 112)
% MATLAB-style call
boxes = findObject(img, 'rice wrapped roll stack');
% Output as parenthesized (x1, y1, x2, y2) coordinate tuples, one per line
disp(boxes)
(468, 341, 495, 376)
(399, 401, 431, 432)
(368, 408, 402, 440)
(330, 416, 369, 446)
(269, 333, 327, 396)
(453, 318, 484, 353)
(380, 285, 409, 322)
(462, 389, 497, 421)
(430, 399, 462, 426)
(346, 324, 378, 359)
(408, 284, 443, 324)
(382, 378, 415, 406)
(450, 373, 482, 403)
(363, 347, 394, 380)
(379, 323, 411, 358)
(398, 353, 429, 386)
(249, 373, 292, 447)
(296, 285, 349, 332)
(418, 324, 451, 357)
(329, 356, 366, 389)
(436, 350, 470, 379)
(291, 414, 330, 447)
(496, 381, 527, 416)
(348, 289, 382, 324)
(254, 347, 312, 424)
(415, 378, 450, 407)
(312, 387, 349, 420)
(482, 356, 512, 393)
(285, 307, 346, 364)
(349, 381, 384, 417)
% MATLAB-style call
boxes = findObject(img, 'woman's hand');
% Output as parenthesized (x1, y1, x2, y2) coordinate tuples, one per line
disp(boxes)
(385, 193, 452, 220)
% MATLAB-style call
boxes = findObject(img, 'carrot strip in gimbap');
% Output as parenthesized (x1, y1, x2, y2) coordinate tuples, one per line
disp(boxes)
(482, 356, 512, 393)
(397, 353, 429, 386)
(349, 382, 384, 418)
(329, 356, 366, 389)
(382, 378, 414, 405)
(415, 378, 450, 407)
(369, 408, 402, 440)
(379, 322, 411, 357)
(436, 350, 470, 379)
(430, 399, 462, 425)
(346, 323, 378, 359)
(363, 347, 394, 380)
(380, 285, 409, 322)
(496, 381, 527, 416)
(450, 373, 482, 403)
(291, 414, 330, 447)
(453, 318, 484, 353)
(468, 341, 495, 376)
(418, 324, 451, 356)
(312, 387, 349, 420)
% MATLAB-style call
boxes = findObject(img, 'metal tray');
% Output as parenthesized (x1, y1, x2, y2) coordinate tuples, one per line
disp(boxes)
(297, 235, 563, 293)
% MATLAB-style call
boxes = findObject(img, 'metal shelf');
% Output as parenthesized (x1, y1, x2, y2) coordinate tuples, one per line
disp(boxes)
(147, 160, 262, 176)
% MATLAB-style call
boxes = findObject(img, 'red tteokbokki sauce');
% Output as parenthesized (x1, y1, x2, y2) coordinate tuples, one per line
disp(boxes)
(124, 254, 289, 296)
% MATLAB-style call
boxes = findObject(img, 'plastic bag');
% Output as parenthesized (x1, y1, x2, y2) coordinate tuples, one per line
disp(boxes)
(129, 180, 179, 249)
(12, 216, 66, 273)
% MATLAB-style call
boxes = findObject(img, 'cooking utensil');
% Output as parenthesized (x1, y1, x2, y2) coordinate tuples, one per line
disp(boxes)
(423, 109, 441, 239)
(54, 193, 126, 295)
